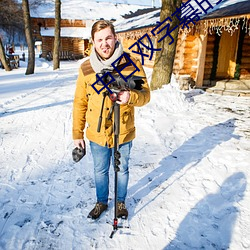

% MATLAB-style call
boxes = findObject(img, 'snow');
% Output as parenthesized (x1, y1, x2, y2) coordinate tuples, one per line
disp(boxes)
(0, 49, 250, 250)
(40, 27, 92, 39)
(114, 9, 160, 32)
(30, 0, 153, 20)
(95, 0, 161, 7)
(114, 0, 250, 32)
(212, 0, 249, 10)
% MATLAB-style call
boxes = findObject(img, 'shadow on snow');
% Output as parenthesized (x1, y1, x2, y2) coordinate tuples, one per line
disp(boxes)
(0, 100, 73, 117)
(127, 118, 243, 247)
(128, 118, 239, 214)
(164, 172, 247, 249)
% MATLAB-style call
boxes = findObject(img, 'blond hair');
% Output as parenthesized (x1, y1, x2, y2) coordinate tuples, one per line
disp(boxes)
(91, 20, 116, 40)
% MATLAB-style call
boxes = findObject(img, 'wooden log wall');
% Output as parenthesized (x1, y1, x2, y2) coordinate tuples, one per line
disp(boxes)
(203, 33, 215, 81)
(72, 38, 88, 56)
(61, 38, 74, 52)
(121, 38, 138, 53)
(41, 37, 53, 58)
(182, 35, 198, 78)
(32, 18, 86, 29)
(41, 37, 87, 59)
(173, 33, 185, 75)
(173, 32, 199, 80)
(117, 27, 157, 68)
(240, 35, 250, 79)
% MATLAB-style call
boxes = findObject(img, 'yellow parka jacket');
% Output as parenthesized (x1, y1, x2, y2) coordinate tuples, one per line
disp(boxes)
(72, 53, 150, 148)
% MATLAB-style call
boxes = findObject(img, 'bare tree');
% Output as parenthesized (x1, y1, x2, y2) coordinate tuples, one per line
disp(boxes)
(151, 0, 182, 90)
(22, 0, 35, 75)
(53, 0, 61, 70)
(0, 0, 24, 36)
(0, 0, 23, 71)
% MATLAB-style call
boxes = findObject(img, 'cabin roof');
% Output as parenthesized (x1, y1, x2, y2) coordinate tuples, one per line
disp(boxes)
(114, 0, 250, 33)
(202, 0, 250, 19)
(115, 8, 160, 32)
(40, 27, 91, 39)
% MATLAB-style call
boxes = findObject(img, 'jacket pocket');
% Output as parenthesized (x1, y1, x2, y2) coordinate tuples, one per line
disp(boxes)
(120, 106, 134, 134)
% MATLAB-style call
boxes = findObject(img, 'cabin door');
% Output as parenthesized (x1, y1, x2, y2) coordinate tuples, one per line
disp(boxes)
(216, 30, 239, 79)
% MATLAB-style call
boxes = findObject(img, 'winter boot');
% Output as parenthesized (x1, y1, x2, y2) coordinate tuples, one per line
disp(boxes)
(117, 202, 128, 219)
(87, 202, 108, 220)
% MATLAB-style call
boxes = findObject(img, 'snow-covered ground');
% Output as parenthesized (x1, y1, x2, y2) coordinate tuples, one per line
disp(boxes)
(0, 49, 250, 250)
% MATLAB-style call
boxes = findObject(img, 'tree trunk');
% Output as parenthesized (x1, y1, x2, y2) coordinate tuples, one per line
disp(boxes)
(0, 37, 11, 71)
(22, 0, 35, 75)
(53, 0, 61, 70)
(151, 0, 182, 90)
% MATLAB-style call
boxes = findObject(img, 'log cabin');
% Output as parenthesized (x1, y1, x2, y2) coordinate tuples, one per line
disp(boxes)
(114, 0, 250, 95)
(31, 18, 92, 60)
(30, 1, 153, 60)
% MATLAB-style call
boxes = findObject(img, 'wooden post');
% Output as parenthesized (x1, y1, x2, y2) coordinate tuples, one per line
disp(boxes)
(195, 31, 208, 88)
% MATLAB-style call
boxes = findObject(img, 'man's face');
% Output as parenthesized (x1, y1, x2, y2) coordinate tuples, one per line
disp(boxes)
(93, 27, 117, 60)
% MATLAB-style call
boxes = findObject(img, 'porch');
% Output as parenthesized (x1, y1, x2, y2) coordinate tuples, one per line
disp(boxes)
(205, 79, 250, 97)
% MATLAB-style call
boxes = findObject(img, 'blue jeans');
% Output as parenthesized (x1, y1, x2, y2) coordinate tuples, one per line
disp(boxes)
(90, 141, 132, 205)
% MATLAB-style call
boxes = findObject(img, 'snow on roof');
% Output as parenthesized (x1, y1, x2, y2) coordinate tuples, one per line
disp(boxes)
(35, 41, 42, 45)
(30, 0, 152, 20)
(114, 0, 250, 33)
(114, 8, 160, 32)
(202, 0, 250, 19)
(40, 27, 91, 39)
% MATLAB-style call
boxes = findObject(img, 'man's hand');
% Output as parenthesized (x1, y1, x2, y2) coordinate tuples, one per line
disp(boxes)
(74, 139, 85, 149)
(72, 139, 86, 162)
(116, 90, 130, 105)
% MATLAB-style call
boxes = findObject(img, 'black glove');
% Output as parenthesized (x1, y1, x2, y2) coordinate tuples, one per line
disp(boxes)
(134, 79, 144, 90)
(72, 146, 86, 162)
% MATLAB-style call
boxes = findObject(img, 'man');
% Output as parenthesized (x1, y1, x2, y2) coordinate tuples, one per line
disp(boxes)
(72, 20, 150, 220)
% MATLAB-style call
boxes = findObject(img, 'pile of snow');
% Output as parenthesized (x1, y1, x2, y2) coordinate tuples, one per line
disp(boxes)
(0, 49, 250, 249)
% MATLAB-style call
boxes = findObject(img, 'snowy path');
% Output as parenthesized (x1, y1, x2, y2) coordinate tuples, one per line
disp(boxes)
(0, 60, 250, 249)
